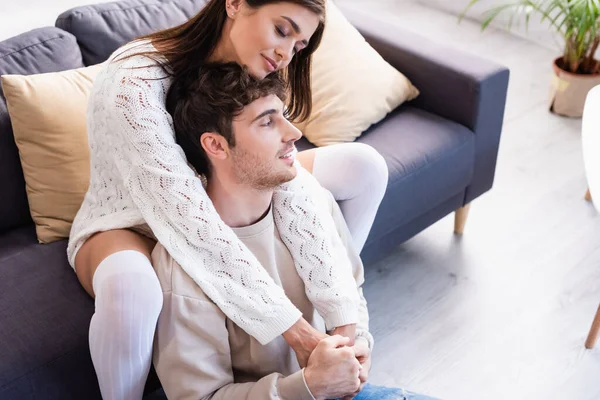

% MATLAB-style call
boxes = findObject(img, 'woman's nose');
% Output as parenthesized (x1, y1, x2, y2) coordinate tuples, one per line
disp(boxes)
(276, 42, 295, 62)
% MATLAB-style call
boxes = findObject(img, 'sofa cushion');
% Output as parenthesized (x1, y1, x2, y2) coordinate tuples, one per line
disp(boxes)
(2, 64, 103, 244)
(0, 27, 84, 234)
(359, 106, 475, 245)
(293, 0, 418, 147)
(56, 0, 209, 66)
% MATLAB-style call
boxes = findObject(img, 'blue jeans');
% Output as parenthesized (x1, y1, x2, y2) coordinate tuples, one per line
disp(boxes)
(334, 383, 440, 400)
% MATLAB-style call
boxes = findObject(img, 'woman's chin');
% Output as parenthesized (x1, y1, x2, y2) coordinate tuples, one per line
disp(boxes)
(246, 65, 268, 80)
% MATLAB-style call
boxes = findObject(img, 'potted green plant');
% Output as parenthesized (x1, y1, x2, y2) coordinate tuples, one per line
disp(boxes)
(461, 0, 600, 117)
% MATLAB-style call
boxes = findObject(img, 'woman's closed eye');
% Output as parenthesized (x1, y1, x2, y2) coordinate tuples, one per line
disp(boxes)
(275, 26, 302, 54)
(275, 26, 288, 38)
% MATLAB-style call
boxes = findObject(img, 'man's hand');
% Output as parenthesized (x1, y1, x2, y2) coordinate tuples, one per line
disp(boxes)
(282, 318, 328, 368)
(330, 324, 357, 346)
(304, 335, 362, 400)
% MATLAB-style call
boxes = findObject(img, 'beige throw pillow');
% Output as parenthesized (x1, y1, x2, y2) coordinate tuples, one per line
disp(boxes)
(1, 64, 102, 243)
(294, 1, 419, 146)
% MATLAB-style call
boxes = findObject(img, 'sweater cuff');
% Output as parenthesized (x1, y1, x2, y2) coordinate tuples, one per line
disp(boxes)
(277, 369, 315, 400)
(355, 330, 374, 351)
(322, 305, 358, 331)
(253, 306, 303, 345)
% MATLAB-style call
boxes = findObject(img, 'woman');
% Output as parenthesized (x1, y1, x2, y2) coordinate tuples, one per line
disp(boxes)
(69, 0, 388, 398)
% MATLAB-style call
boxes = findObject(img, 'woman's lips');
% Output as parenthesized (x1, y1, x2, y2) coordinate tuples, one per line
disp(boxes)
(262, 55, 277, 72)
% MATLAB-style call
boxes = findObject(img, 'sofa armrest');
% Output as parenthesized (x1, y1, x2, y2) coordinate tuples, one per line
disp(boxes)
(338, 2, 510, 203)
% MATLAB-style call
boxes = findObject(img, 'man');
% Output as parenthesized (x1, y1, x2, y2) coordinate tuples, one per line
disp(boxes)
(152, 63, 437, 400)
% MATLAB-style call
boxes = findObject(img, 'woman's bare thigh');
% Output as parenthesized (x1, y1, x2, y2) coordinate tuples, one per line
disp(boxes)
(74, 229, 157, 298)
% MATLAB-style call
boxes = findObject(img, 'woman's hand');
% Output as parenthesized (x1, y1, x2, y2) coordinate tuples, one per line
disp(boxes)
(283, 318, 328, 367)
(340, 340, 371, 400)
(354, 341, 372, 391)
(330, 324, 357, 346)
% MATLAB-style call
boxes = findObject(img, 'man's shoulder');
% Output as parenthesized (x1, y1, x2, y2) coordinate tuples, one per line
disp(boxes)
(151, 243, 215, 304)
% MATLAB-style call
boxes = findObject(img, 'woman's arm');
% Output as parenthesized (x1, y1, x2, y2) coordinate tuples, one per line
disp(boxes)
(324, 190, 374, 349)
(274, 165, 361, 330)
(103, 54, 300, 344)
(100, 49, 357, 346)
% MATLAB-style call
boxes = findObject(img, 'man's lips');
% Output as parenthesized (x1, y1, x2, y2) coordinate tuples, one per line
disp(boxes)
(262, 55, 278, 72)
(279, 147, 297, 160)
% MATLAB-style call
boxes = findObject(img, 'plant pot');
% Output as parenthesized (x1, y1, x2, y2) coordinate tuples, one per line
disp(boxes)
(549, 57, 600, 118)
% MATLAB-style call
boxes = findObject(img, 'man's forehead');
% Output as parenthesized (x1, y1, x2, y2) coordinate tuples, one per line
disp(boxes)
(237, 94, 284, 121)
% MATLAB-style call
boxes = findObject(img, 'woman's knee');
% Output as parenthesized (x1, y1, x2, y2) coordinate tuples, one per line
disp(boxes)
(94, 250, 163, 318)
(312, 142, 388, 201)
(76, 229, 157, 298)
(341, 143, 389, 195)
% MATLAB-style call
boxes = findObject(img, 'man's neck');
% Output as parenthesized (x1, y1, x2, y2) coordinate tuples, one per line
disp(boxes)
(206, 174, 273, 228)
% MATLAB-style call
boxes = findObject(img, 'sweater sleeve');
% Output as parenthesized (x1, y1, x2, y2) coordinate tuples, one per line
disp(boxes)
(273, 165, 361, 330)
(101, 51, 301, 344)
(325, 189, 374, 349)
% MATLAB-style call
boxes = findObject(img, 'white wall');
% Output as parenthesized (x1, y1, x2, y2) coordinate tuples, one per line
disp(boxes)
(0, 0, 114, 41)
(417, 0, 564, 53)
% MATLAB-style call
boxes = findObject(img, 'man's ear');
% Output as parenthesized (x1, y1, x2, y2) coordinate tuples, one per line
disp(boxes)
(200, 132, 229, 161)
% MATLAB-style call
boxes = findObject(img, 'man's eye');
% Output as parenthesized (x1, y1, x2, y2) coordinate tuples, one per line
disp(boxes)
(261, 118, 273, 127)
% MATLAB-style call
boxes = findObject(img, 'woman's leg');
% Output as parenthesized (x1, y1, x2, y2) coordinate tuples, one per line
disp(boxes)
(303, 143, 388, 253)
(75, 230, 161, 400)
(88, 250, 162, 400)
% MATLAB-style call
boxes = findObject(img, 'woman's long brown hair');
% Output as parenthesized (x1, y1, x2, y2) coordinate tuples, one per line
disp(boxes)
(118, 0, 325, 122)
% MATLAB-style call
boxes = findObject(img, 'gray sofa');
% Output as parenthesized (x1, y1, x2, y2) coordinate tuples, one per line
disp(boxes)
(0, 0, 509, 398)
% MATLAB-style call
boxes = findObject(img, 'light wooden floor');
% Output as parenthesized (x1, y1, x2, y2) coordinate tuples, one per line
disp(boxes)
(338, 1, 600, 399)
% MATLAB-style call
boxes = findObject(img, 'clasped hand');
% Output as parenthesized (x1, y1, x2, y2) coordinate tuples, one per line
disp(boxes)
(301, 324, 371, 400)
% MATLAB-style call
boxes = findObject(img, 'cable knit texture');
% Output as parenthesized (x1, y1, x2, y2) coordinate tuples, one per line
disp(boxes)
(68, 41, 359, 344)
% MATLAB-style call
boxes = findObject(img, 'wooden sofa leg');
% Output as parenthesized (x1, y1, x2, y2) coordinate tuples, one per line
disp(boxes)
(585, 188, 592, 201)
(585, 304, 600, 349)
(454, 204, 471, 235)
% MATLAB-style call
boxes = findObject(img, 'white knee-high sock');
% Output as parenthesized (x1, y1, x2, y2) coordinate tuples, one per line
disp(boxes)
(312, 143, 389, 252)
(89, 250, 163, 400)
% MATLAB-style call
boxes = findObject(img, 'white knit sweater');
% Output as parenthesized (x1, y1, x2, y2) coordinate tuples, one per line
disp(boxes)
(68, 41, 359, 344)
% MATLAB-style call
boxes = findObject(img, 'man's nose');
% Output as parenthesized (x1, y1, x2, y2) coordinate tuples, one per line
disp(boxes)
(284, 121, 302, 142)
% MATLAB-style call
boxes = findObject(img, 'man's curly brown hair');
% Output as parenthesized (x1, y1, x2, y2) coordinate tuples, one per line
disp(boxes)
(166, 62, 289, 177)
